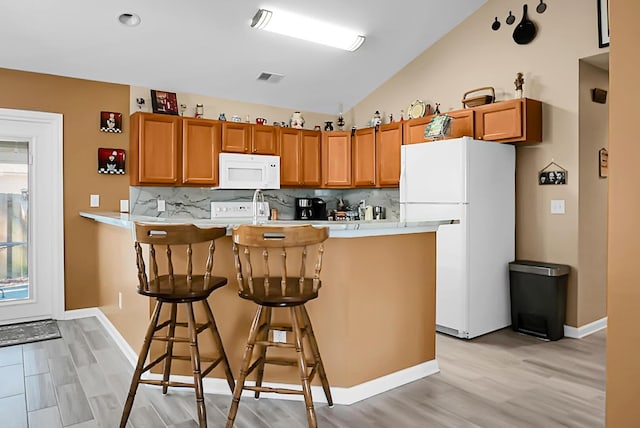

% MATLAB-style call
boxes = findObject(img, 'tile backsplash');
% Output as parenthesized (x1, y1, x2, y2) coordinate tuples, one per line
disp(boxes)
(130, 187, 399, 220)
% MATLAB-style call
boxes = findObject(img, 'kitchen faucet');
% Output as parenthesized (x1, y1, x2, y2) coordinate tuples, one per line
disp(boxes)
(252, 188, 264, 225)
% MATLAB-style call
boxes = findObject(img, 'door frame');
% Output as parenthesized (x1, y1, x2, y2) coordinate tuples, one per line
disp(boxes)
(0, 108, 64, 323)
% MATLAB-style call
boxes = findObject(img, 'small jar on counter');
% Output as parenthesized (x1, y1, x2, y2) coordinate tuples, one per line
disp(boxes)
(270, 208, 278, 220)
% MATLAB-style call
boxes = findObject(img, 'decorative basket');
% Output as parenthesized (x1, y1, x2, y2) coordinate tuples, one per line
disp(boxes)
(461, 86, 495, 108)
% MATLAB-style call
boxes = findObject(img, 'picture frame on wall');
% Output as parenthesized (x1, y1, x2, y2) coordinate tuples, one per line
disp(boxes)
(597, 0, 610, 48)
(100, 111, 122, 133)
(98, 148, 126, 174)
(150, 90, 179, 115)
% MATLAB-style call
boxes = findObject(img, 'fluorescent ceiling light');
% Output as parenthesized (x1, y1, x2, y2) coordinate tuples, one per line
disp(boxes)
(251, 9, 365, 52)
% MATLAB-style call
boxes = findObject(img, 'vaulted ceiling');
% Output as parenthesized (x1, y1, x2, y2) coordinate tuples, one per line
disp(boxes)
(0, 0, 486, 113)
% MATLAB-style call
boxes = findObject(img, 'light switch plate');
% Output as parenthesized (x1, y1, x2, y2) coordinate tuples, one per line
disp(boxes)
(90, 194, 100, 208)
(157, 199, 166, 212)
(120, 200, 129, 213)
(550, 199, 565, 214)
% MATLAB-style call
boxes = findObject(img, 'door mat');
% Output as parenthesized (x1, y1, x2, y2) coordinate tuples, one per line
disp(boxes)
(0, 319, 61, 348)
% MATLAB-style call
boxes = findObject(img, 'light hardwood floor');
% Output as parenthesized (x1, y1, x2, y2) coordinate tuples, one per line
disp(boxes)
(0, 317, 605, 427)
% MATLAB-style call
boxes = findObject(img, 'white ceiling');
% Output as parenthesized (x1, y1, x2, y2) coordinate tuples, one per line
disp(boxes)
(0, 0, 486, 114)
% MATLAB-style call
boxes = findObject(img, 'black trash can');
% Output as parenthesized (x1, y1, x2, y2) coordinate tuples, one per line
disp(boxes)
(509, 260, 570, 341)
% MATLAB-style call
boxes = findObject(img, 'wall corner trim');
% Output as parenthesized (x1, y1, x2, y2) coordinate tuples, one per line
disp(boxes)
(564, 317, 608, 339)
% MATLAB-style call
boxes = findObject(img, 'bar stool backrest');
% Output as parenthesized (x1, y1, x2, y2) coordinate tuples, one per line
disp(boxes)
(133, 222, 227, 293)
(231, 225, 329, 296)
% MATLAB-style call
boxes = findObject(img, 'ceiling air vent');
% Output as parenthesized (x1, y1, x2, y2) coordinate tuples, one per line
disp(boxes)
(256, 72, 285, 83)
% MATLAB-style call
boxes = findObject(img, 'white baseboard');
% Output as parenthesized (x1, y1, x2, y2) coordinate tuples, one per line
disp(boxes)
(564, 317, 607, 339)
(144, 359, 440, 405)
(64, 307, 138, 366)
(64, 307, 440, 405)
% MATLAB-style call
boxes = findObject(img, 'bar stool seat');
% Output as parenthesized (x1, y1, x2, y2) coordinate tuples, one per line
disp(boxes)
(226, 224, 332, 428)
(120, 222, 235, 428)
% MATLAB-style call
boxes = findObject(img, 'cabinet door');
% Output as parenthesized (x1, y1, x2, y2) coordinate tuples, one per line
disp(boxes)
(251, 125, 278, 154)
(279, 128, 302, 185)
(301, 130, 321, 186)
(221, 122, 251, 153)
(353, 127, 376, 187)
(445, 109, 474, 139)
(376, 122, 402, 187)
(474, 99, 542, 143)
(402, 116, 432, 145)
(182, 118, 221, 185)
(131, 113, 180, 185)
(474, 99, 523, 141)
(322, 131, 352, 187)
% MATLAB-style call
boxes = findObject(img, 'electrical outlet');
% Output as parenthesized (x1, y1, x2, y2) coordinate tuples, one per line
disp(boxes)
(273, 330, 287, 343)
(550, 199, 565, 214)
(157, 199, 166, 212)
(120, 199, 129, 213)
(90, 194, 100, 208)
(118, 292, 123, 310)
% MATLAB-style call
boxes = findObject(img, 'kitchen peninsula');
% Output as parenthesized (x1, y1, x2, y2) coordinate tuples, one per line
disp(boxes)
(81, 211, 450, 404)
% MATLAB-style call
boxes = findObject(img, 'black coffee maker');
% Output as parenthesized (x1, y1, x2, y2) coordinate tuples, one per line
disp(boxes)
(295, 198, 313, 220)
(311, 198, 327, 220)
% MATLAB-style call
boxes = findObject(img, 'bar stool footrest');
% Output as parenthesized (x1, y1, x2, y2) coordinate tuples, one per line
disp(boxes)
(244, 385, 305, 395)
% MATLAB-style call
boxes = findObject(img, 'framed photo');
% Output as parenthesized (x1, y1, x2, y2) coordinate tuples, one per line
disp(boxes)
(599, 148, 608, 178)
(100, 111, 122, 133)
(597, 0, 610, 48)
(150, 90, 179, 115)
(539, 170, 567, 185)
(98, 148, 126, 174)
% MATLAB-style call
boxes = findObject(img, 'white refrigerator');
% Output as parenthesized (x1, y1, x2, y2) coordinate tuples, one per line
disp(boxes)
(400, 137, 515, 339)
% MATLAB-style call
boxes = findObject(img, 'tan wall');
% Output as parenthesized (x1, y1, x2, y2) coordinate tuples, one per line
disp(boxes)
(130, 87, 335, 131)
(94, 223, 436, 387)
(607, 1, 640, 425)
(349, 0, 604, 327)
(578, 62, 608, 327)
(0, 68, 130, 309)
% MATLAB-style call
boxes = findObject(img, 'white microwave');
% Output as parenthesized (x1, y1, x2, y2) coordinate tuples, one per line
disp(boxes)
(218, 153, 280, 189)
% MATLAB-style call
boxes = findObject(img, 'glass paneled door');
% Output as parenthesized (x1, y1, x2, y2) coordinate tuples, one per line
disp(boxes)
(0, 109, 64, 324)
(0, 141, 28, 303)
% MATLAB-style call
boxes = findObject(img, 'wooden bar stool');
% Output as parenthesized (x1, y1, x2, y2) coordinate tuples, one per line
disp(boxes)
(120, 222, 235, 428)
(226, 224, 332, 428)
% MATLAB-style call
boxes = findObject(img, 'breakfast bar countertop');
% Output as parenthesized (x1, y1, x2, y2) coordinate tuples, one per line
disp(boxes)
(79, 211, 455, 238)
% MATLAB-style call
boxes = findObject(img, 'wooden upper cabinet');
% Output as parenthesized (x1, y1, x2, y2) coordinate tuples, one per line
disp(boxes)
(322, 131, 352, 187)
(130, 112, 180, 185)
(474, 98, 542, 143)
(352, 127, 376, 187)
(376, 122, 402, 187)
(221, 122, 251, 153)
(182, 118, 221, 186)
(222, 122, 277, 154)
(300, 130, 322, 186)
(278, 129, 321, 186)
(403, 108, 474, 145)
(251, 125, 278, 154)
(403, 116, 432, 145)
(279, 128, 302, 185)
(447, 109, 475, 140)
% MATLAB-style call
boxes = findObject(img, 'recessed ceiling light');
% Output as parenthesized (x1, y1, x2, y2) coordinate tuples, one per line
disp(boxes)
(118, 13, 141, 27)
